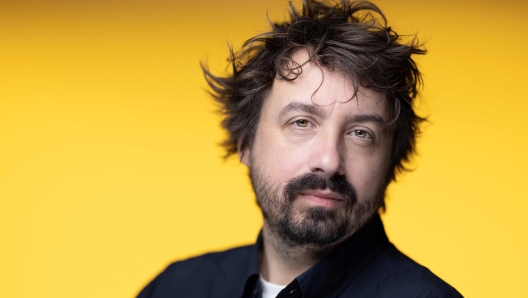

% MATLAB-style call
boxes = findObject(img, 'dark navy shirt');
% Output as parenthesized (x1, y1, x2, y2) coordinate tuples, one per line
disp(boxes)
(137, 215, 462, 298)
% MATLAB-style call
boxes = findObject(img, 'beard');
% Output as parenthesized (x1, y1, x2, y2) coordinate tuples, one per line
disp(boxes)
(250, 170, 385, 248)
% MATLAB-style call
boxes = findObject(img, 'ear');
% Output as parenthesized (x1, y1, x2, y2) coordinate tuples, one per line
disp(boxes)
(237, 139, 251, 167)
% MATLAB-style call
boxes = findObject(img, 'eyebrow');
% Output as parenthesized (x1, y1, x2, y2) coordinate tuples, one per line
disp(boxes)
(278, 102, 326, 120)
(346, 114, 388, 130)
(278, 101, 388, 130)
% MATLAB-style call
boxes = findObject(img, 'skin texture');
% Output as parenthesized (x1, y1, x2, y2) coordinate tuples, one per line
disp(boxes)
(241, 50, 393, 285)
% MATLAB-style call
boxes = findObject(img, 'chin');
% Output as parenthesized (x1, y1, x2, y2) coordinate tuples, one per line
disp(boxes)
(275, 200, 380, 248)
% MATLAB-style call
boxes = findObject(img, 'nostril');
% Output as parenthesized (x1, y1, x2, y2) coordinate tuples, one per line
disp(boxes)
(308, 151, 344, 177)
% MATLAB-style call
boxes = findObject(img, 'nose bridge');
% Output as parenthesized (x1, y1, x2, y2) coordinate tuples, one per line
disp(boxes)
(308, 127, 345, 176)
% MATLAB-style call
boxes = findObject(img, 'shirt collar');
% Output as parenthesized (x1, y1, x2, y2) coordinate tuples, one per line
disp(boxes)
(295, 214, 389, 298)
(237, 214, 389, 298)
(236, 233, 263, 298)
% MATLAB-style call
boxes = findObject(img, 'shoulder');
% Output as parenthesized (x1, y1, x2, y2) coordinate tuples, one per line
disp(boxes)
(137, 245, 255, 298)
(161, 244, 254, 276)
(348, 243, 463, 298)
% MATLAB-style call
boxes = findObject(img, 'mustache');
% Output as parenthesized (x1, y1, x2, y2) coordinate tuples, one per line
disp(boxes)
(283, 172, 357, 204)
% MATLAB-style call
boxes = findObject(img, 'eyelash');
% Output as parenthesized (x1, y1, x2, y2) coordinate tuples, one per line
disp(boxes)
(350, 129, 373, 139)
(291, 118, 315, 128)
(289, 119, 375, 140)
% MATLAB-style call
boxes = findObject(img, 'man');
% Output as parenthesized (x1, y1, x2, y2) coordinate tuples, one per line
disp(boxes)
(138, 0, 462, 297)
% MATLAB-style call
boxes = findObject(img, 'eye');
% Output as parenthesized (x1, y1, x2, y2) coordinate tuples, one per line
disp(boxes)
(292, 119, 314, 128)
(351, 129, 372, 139)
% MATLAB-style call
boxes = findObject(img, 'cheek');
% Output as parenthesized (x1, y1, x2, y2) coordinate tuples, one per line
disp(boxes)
(344, 153, 390, 199)
(253, 129, 308, 182)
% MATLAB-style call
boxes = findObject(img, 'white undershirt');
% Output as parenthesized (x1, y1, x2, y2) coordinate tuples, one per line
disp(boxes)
(260, 276, 287, 298)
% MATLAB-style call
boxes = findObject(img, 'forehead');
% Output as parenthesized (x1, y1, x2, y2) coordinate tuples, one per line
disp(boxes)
(264, 50, 388, 120)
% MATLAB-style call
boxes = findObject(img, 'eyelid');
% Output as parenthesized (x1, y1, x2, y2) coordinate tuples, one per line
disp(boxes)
(349, 127, 375, 140)
(289, 117, 316, 128)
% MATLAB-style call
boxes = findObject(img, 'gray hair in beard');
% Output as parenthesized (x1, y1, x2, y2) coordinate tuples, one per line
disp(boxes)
(251, 171, 383, 247)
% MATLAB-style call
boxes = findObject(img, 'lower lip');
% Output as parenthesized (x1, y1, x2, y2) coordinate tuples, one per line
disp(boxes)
(299, 194, 343, 208)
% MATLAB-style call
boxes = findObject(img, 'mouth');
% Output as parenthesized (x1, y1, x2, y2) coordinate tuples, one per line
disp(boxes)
(298, 189, 344, 208)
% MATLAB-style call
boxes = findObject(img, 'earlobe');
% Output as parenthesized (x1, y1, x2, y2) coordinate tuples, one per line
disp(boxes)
(239, 147, 250, 167)
(237, 137, 251, 166)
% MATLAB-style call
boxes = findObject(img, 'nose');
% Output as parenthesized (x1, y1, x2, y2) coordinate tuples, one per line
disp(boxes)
(307, 131, 345, 177)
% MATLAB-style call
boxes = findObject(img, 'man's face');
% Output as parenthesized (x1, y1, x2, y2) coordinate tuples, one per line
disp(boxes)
(241, 50, 393, 247)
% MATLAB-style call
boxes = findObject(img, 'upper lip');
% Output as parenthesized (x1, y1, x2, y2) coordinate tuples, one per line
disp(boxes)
(300, 189, 343, 200)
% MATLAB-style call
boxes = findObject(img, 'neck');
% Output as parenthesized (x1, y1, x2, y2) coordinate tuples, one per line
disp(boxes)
(259, 222, 339, 285)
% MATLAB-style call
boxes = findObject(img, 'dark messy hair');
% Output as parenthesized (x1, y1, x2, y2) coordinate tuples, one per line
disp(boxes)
(203, 0, 426, 183)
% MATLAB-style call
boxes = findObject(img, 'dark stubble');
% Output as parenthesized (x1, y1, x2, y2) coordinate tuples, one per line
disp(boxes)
(250, 170, 384, 247)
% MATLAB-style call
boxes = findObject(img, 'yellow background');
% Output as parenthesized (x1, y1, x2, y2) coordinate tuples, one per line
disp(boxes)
(1, 0, 527, 297)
